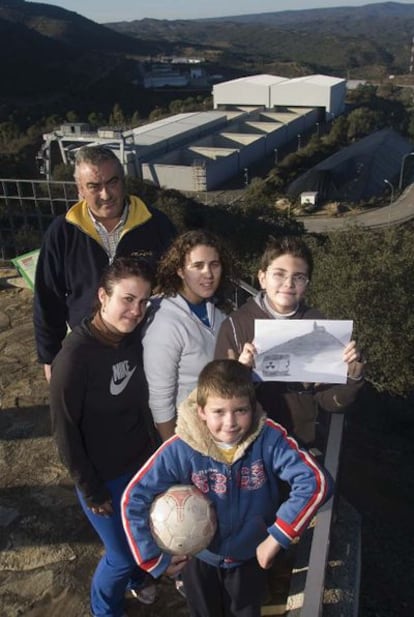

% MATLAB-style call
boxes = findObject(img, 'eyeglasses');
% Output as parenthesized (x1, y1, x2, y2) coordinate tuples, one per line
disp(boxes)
(268, 270, 309, 287)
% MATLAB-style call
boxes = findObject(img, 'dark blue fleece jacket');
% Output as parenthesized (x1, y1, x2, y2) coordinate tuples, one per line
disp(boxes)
(34, 195, 175, 364)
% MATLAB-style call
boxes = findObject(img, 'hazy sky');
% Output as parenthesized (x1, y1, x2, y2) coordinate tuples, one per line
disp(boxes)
(30, 1, 414, 23)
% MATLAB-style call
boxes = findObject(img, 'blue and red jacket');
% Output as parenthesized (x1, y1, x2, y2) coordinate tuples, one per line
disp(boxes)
(121, 392, 333, 578)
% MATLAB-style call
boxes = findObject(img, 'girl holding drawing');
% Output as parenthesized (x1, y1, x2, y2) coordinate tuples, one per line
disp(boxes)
(214, 236, 365, 451)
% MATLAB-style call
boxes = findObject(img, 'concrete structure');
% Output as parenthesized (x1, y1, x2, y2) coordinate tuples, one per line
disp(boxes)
(38, 107, 318, 191)
(213, 74, 346, 119)
(213, 74, 286, 108)
(38, 73, 346, 192)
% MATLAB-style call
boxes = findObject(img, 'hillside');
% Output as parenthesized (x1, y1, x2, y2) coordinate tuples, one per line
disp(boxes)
(0, 0, 143, 52)
(108, 2, 414, 77)
(2, 0, 414, 177)
(1, 1, 413, 117)
(0, 0, 167, 103)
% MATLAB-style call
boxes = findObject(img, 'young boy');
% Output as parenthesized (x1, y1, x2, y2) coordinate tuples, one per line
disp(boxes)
(121, 359, 333, 617)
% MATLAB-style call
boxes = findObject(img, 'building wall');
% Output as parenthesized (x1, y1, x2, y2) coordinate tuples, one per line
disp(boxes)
(329, 81, 346, 118)
(142, 162, 193, 190)
(142, 152, 239, 191)
(213, 75, 346, 120)
(270, 78, 346, 118)
(213, 81, 271, 108)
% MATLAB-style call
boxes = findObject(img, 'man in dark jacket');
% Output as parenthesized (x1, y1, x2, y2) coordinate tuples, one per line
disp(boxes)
(34, 145, 176, 381)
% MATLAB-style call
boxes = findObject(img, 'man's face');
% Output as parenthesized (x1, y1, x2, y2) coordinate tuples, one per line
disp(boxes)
(76, 158, 126, 223)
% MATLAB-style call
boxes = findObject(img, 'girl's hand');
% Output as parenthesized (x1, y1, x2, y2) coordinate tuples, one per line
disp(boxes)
(343, 340, 365, 379)
(238, 342, 257, 368)
(90, 500, 113, 517)
(343, 340, 359, 364)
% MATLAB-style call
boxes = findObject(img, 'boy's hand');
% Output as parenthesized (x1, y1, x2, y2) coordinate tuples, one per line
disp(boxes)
(165, 555, 190, 577)
(238, 342, 256, 368)
(256, 535, 281, 569)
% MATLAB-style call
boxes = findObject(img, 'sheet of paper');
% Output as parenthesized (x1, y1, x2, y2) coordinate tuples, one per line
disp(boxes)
(253, 319, 353, 384)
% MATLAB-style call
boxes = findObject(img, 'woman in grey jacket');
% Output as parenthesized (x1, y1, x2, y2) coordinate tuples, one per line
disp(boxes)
(143, 230, 233, 442)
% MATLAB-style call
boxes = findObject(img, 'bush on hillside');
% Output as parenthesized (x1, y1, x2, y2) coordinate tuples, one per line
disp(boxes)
(308, 225, 414, 397)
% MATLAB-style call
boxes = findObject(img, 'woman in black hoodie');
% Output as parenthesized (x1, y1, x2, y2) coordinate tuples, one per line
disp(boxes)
(50, 257, 157, 617)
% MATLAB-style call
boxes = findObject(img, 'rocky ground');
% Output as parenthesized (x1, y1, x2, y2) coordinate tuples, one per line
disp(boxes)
(0, 271, 413, 617)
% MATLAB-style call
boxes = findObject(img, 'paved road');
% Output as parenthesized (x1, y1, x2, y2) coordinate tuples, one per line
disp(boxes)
(297, 184, 414, 233)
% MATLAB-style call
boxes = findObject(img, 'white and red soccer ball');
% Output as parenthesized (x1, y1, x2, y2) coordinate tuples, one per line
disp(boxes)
(149, 485, 217, 555)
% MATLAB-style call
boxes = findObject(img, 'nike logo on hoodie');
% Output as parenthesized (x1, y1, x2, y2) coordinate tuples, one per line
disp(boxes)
(110, 361, 137, 396)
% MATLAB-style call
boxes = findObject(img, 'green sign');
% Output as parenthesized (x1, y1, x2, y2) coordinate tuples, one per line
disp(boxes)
(11, 249, 40, 290)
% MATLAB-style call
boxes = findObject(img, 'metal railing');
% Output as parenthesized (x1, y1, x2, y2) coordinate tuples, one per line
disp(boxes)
(298, 414, 345, 617)
(231, 286, 354, 617)
(0, 179, 77, 258)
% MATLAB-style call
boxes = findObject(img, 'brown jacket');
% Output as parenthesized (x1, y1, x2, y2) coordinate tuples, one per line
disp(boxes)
(214, 294, 364, 448)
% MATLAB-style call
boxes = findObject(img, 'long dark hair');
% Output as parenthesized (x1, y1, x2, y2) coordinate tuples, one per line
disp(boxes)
(94, 256, 155, 314)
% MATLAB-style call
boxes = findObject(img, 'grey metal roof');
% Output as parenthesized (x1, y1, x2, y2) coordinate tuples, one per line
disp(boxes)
(126, 112, 229, 145)
(287, 128, 414, 203)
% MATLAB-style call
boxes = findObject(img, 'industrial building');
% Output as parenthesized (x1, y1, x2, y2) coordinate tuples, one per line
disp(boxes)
(212, 74, 346, 119)
(38, 73, 346, 192)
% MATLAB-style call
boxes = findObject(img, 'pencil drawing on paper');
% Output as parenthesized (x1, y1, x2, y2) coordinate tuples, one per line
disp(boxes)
(254, 320, 353, 384)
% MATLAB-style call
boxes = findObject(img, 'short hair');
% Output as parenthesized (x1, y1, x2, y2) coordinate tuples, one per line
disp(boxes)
(259, 236, 313, 279)
(197, 360, 256, 409)
(95, 256, 155, 312)
(155, 229, 232, 297)
(74, 145, 124, 181)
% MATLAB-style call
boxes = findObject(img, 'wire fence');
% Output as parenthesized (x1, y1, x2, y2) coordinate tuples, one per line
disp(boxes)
(0, 179, 78, 259)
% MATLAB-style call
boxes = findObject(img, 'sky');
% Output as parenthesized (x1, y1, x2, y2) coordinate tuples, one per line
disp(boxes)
(30, 0, 414, 23)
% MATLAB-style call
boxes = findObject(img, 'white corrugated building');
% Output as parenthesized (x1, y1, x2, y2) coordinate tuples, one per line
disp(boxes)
(213, 74, 345, 119)
(39, 73, 346, 191)
(212, 74, 286, 108)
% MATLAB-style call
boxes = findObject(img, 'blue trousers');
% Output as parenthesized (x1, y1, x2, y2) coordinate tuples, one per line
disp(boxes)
(77, 471, 146, 617)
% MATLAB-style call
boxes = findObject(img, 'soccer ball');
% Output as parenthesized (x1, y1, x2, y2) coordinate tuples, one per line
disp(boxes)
(149, 485, 217, 555)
